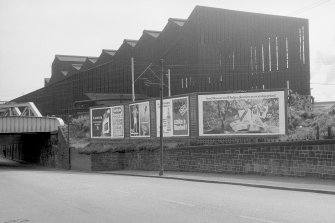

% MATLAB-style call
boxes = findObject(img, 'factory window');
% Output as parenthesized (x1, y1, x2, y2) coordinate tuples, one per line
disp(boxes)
(268, 38, 272, 72)
(262, 44, 265, 72)
(302, 26, 305, 64)
(276, 37, 279, 70)
(299, 28, 302, 61)
(286, 38, 289, 69)
(250, 46, 253, 74)
(254, 46, 257, 72)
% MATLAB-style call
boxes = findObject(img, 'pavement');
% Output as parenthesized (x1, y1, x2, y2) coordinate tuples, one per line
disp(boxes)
(1, 157, 335, 195)
(98, 170, 335, 195)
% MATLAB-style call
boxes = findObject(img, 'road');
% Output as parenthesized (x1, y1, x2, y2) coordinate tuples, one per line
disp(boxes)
(1, 158, 335, 223)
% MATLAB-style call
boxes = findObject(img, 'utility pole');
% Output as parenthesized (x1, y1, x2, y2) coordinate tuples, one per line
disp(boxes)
(131, 57, 135, 102)
(159, 59, 164, 176)
(67, 108, 71, 170)
(167, 69, 171, 97)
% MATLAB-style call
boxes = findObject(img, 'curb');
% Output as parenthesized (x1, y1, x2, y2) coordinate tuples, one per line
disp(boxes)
(100, 172, 335, 195)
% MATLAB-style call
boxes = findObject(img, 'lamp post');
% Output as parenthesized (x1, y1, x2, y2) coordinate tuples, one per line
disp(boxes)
(67, 108, 71, 170)
(159, 59, 164, 176)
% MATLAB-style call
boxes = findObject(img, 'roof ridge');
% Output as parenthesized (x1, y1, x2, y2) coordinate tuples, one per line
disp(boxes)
(124, 39, 138, 47)
(124, 39, 138, 42)
(169, 18, 187, 22)
(55, 54, 88, 58)
(102, 49, 117, 52)
(143, 29, 161, 33)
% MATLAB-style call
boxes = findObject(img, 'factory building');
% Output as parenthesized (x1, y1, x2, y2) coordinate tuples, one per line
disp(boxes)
(13, 6, 310, 116)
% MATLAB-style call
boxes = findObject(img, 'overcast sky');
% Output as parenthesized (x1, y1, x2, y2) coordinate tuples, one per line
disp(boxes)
(0, 0, 334, 102)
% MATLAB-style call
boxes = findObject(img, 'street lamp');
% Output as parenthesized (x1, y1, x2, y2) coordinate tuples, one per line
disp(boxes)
(159, 59, 164, 176)
(131, 57, 167, 176)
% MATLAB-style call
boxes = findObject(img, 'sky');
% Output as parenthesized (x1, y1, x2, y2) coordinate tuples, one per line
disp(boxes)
(0, 0, 334, 102)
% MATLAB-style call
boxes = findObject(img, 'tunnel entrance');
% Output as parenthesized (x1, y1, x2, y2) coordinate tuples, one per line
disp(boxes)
(0, 133, 55, 164)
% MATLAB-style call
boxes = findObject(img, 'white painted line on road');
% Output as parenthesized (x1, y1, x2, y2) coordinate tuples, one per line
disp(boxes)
(161, 198, 195, 207)
(239, 215, 280, 223)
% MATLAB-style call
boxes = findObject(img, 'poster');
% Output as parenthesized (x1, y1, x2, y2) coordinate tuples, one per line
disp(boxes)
(198, 91, 286, 136)
(90, 107, 111, 138)
(111, 105, 124, 138)
(172, 97, 189, 136)
(130, 101, 150, 137)
(156, 96, 189, 137)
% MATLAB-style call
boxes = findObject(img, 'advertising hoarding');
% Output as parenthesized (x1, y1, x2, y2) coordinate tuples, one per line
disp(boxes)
(111, 105, 124, 138)
(156, 96, 189, 137)
(90, 107, 111, 138)
(198, 91, 286, 136)
(130, 101, 150, 137)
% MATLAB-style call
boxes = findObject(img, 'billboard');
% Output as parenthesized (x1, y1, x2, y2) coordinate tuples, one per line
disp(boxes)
(90, 106, 125, 139)
(156, 96, 189, 137)
(90, 107, 111, 138)
(129, 101, 150, 137)
(198, 91, 286, 136)
(111, 105, 124, 138)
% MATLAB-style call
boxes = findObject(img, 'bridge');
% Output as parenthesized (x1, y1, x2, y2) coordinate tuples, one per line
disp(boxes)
(0, 102, 64, 133)
(0, 102, 64, 164)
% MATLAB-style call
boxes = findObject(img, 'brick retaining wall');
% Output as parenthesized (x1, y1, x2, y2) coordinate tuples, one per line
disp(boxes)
(91, 140, 335, 179)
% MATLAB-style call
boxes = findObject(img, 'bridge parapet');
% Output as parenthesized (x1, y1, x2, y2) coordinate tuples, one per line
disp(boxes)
(0, 116, 64, 133)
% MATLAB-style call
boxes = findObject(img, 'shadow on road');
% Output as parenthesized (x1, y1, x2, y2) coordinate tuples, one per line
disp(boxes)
(0, 156, 37, 170)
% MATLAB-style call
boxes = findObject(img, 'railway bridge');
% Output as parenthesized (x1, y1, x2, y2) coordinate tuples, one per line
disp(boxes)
(0, 102, 64, 164)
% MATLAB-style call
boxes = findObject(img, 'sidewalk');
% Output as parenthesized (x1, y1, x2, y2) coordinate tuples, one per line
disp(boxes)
(99, 170, 335, 195)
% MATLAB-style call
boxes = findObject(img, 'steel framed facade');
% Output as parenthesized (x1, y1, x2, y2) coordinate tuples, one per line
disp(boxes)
(13, 6, 310, 116)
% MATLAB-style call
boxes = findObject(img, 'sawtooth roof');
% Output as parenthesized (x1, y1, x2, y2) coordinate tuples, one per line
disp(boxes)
(55, 55, 87, 62)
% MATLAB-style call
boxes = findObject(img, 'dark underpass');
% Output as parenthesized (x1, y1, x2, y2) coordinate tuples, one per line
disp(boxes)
(0, 133, 56, 164)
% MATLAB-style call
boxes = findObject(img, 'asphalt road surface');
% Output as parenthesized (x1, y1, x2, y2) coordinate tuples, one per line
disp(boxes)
(1, 158, 335, 223)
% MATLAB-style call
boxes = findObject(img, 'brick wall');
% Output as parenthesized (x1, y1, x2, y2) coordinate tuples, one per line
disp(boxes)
(90, 140, 335, 179)
(39, 127, 70, 169)
(54, 127, 70, 169)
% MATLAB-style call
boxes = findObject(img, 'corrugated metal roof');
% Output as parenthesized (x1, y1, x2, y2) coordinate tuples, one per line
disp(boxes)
(55, 55, 87, 62)
(61, 71, 69, 76)
(88, 57, 98, 63)
(124, 39, 138, 47)
(72, 64, 83, 70)
(169, 18, 187, 26)
(144, 30, 161, 38)
(102, 49, 117, 56)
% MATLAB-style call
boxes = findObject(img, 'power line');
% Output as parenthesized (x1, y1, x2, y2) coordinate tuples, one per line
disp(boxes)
(288, 0, 333, 15)
(311, 82, 335, 85)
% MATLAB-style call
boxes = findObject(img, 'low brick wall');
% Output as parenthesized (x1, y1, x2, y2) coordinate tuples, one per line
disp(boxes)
(54, 127, 70, 169)
(71, 149, 91, 171)
(39, 127, 70, 169)
(91, 140, 335, 179)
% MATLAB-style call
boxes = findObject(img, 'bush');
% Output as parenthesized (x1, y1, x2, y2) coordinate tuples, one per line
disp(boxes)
(70, 115, 90, 139)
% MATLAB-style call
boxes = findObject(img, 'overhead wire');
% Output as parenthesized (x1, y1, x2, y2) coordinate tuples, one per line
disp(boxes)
(287, 0, 333, 15)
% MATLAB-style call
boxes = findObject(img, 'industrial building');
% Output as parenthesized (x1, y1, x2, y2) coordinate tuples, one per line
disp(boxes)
(13, 5, 310, 116)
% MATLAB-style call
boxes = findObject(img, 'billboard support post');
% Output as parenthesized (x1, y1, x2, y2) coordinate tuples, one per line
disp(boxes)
(159, 59, 164, 176)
